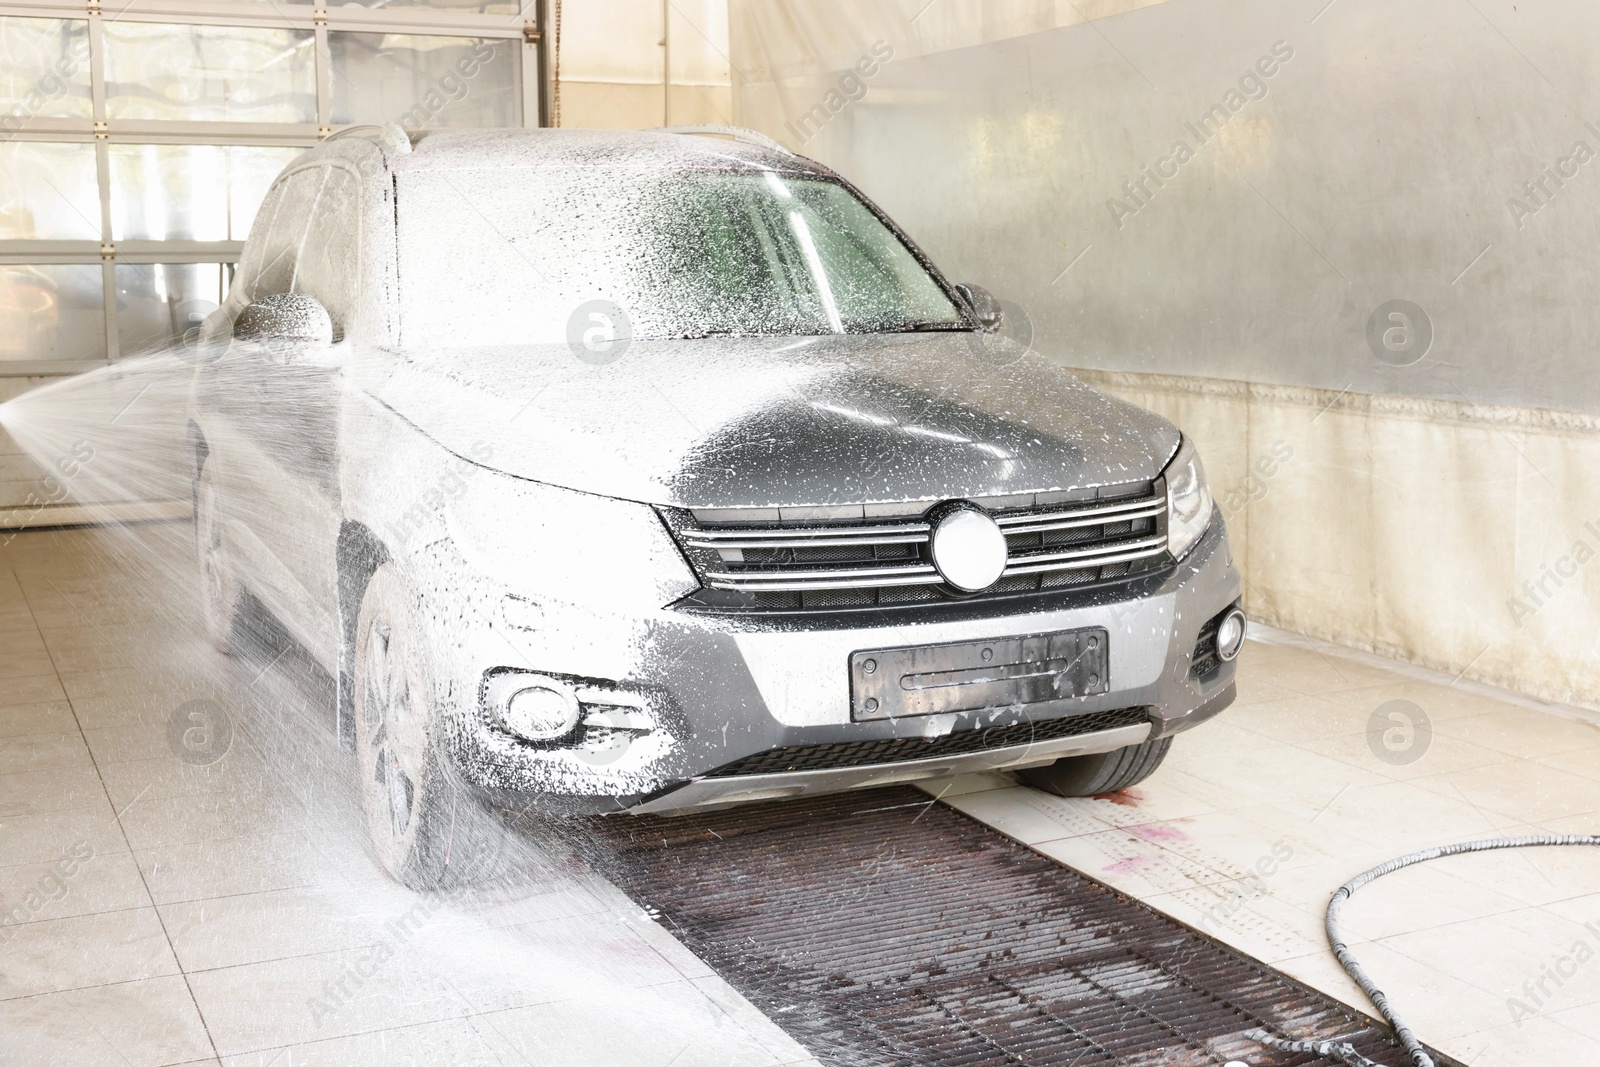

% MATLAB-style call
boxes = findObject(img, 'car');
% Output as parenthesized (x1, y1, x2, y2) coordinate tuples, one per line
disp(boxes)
(187, 124, 1245, 887)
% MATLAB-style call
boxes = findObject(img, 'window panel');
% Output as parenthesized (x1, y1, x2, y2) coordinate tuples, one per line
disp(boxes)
(102, 22, 316, 123)
(0, 141, 100, 240)
(0, 16, 92, 125)
(109, 144, 304, 241)
(0, 264, 105, 362)
(295, 168, 362, 329)
(329, 33, 519, 129)
(115, 263, 229, 355)
(237, 168, 323, 302)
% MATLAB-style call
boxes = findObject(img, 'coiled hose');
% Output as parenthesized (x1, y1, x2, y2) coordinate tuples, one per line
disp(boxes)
(1248, 833, 1600, 1067)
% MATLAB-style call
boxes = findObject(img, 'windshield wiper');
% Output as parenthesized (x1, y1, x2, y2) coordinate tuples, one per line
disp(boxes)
(671, 327, 736, 339)
(877, 321, 975, 334)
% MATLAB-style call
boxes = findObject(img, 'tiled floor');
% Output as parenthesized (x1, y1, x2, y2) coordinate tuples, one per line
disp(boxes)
(4, 522, 1599, 1066)
(921, 631, 1600, 1066)
(0, 524, 815, 1067)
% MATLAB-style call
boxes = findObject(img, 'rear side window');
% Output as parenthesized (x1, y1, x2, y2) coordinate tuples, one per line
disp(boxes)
(235, 167, 323, 303)
(294, 167, 361, 330)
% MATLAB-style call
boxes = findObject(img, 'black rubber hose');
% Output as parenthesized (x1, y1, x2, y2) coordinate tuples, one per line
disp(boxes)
(1252, 834, 1600, 1067)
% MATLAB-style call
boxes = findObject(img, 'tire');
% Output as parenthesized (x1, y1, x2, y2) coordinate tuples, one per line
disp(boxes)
(352, 563, 489, 889)
(1015, 736, 1173, 797)
(193, 460, 250, 655)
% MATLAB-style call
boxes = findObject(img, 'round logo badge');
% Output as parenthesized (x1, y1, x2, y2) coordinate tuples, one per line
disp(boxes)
(930, 506, 1008, 592)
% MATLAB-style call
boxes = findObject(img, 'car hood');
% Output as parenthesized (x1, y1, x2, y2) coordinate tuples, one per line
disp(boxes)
(361, 333, 1180, 509)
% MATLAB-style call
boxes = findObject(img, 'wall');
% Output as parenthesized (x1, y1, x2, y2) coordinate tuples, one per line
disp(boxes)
(1082, 370, 1600, 713)
(728, 0, 1600, 705)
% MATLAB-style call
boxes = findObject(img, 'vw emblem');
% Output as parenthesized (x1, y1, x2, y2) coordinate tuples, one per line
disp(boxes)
(930, 505, 1008, 592)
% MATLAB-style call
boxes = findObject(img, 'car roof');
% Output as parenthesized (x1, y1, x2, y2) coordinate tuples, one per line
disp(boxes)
(368, 126, 834, 179)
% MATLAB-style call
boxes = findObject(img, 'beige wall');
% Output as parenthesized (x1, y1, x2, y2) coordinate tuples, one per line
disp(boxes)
(554, 0, 733, 129)
(1079, 369, 1600, 714)
(727, 0, 1600, 707)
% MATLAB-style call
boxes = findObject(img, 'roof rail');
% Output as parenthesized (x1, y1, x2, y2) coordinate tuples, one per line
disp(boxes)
(658, 124, 793, 156)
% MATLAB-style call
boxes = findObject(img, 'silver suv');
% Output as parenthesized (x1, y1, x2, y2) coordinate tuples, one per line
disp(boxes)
(189, 125, 1244, 886)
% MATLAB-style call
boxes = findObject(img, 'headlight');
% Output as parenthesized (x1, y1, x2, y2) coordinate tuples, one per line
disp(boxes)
(446, 467, 698, 609)
(1163, 436, 1213, 561)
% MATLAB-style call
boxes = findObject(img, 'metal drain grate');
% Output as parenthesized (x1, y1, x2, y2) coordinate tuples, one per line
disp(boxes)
(587, 786, 1462, 1067)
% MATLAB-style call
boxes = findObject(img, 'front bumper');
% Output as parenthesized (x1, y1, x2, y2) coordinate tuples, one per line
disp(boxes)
(629, 720, 1154, 814)
(410, 508, 1241, 814)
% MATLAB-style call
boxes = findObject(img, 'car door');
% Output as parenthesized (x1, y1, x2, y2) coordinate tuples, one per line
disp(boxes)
(258, 163, 364, 663)
(199, 164, 350, 665)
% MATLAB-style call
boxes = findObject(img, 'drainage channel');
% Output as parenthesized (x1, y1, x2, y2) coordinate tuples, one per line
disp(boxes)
(583, 785, 1462, 1067)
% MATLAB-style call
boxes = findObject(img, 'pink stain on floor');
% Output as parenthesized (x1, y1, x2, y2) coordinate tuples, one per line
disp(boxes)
(1093, 788, 1145, 807)
(1102, 854, 1157, 874)
(1130, 823, 1190, 844)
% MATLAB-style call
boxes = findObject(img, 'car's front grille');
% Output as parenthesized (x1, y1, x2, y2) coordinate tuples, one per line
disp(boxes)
(705, 706, 1153, 777)
(667, 483, 1169, 611)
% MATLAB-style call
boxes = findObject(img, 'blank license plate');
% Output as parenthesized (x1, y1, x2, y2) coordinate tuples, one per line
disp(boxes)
(850, 628, 1110, 721)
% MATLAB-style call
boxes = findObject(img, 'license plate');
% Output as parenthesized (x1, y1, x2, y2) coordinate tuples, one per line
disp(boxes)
(850, 628, 1110, 721)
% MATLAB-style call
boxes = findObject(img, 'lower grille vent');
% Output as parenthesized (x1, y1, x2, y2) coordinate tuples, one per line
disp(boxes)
(1190, 609, 1227, 679)
(706, 707, 1152, 778)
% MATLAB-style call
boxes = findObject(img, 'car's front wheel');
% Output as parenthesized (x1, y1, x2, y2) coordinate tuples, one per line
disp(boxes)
(1016, 736, 1173, 797)
(352, 563, 480, 889)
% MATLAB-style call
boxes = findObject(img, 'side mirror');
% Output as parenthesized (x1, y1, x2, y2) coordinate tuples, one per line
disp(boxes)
(233, 292, 334, 347)
(954, 283, 1004, 333)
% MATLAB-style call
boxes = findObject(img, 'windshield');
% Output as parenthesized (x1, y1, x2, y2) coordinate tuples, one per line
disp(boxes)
(394, 167, 969, 347)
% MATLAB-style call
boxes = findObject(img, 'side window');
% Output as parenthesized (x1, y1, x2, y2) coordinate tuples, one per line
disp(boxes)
(243, 168, 325, 302)
(294, 167, 361, 333)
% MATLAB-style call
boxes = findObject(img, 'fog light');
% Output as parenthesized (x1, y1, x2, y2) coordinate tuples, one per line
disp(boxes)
(1216, 608, 1248, 662)
(483, 673, 581, 741)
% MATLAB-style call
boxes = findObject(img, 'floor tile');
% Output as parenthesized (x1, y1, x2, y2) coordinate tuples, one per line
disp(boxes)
(0, 847, 149, 925)
(1032, 826, 1232, 898)
(0, 700, 76, 738)
(1300, 725, 1518, 783)
(1411, 759, 1600, 823)
(1432, 706, 1600, 759)
(0, 907, 180, 999)
(0, 761, 113, 818)
(0, 806, 128, 867)
(0, 673, 67, 705)
(0, 976, 214, 1067)
(216, 1017, 505, 1067)
(137, 832, 337, 907)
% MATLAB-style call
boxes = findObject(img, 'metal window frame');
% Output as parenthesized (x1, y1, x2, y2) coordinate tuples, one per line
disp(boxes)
(0, 0, 545, 376)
